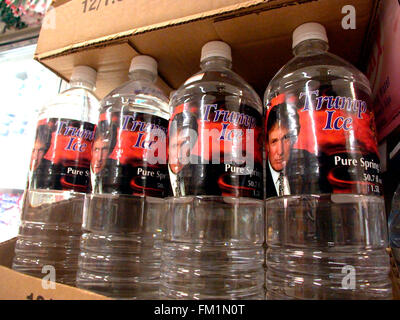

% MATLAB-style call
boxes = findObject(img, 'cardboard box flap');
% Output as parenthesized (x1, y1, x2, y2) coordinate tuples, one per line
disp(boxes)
(36, 0, 380, 98)
(37, 0, 285, 58)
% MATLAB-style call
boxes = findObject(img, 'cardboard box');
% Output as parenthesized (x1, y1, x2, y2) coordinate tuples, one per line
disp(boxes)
(35, 0, 380, 98)
(0, 238, 109, 300)
(367, 0, 400, 142)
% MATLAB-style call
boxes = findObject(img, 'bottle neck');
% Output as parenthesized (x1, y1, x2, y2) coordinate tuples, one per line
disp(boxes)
(293, 39, 329, 57)
(200, 56, 232, 70)
(129, 69, 157, 82)
(69, 80, 95, 91)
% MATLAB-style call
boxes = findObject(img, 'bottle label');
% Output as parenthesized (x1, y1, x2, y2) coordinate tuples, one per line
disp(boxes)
(169, 98, 264, 199)
(92, 111, 171, 197)
(265, 86, 382, 198)
(29, 118, 95, 192)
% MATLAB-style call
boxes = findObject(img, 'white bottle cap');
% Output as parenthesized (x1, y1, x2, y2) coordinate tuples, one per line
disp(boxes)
(70, 65, 97, 87)
(129, 55, 158, 75)
(201, 41, 232, 62)
(292, 22, 329, 49)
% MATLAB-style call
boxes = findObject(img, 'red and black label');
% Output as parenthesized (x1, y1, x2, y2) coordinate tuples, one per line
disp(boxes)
(29, 118, 95, 193)
(91, 111, 171, 198)
(265, 84, 382, 198)
(169, 93, 263, 199)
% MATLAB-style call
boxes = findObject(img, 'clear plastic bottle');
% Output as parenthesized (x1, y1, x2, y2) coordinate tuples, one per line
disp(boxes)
(389, 183, 400, 266)
(76, 55, 170, 299)
(12, 66, 100, 286)
(264, 22, 392, 299)
(161, 41, 265, 299)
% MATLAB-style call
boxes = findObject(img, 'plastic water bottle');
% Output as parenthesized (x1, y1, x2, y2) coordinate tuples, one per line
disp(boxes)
(389, 184, 400, 265)
(12, 66, 99, 286)
(76, 55, 170, 299)
(161, 41, 265, 299)
(264, 22, 392, 299)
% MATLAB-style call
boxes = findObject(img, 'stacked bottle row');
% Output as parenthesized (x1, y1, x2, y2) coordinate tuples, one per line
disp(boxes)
(13, 22, 392, 299)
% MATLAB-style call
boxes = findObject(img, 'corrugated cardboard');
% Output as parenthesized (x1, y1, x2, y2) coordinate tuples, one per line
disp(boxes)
(35, 0, 380, 98)
(0, 239, 109, 300)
